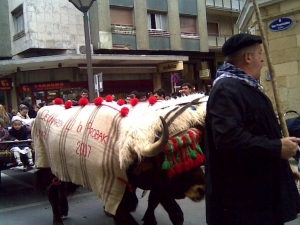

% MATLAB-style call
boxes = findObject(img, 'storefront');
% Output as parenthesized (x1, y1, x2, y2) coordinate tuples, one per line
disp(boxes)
(17, 81, 88, 106)
(0, 78, 13, 110)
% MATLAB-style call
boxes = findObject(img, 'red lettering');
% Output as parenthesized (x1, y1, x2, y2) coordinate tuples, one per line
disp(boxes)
(76, 141, 91, 158)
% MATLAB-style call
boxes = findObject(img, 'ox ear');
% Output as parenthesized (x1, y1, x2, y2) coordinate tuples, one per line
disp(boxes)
(140, 116, 169, 157)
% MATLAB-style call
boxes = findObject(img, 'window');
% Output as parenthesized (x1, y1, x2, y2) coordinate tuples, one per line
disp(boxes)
(147, 13, 168, 31)
(110, 7, 133, 26)
(207, 22, 219, 36)
(180, 16, 198, 37)
(12, 6, 24, 34)
(12, 5, 25, 41)
(110, 7, 135, 34)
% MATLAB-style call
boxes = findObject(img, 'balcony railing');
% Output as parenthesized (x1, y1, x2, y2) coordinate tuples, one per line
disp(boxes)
(148, 29, 170, 37)
(181, 33, 200, 39)
(206, 0, 245, 12)
(208, 35, 231, 47)
(111, 24, 136, 35)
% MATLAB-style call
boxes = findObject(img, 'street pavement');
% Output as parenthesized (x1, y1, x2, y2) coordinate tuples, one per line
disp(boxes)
(0, 162, 299, 225)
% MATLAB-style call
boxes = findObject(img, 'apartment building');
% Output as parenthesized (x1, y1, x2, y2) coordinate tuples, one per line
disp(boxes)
(237, 0, 300, 113)
(0, 0, 242, 110)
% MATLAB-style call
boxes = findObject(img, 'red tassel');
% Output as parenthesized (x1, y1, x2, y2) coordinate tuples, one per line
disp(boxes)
(148, 96, 157, 105)
(117, 99, 124, 106)
(167, 168, 176, 179)
(78, 98, 89, 106)
(183, 161, 190, 172)
(130, 98, 138, 106)
(64, 101, 72, 109)
(54, 98, 63, 105)
(174, 163, 182, 174)
(106, 95, 113, 102)
(94, 97, 103, 106)
(120, 107, 129, 117)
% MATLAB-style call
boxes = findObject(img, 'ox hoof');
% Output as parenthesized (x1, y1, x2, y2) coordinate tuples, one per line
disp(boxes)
(53, 222, 64, 225)
(143, 220, 157, 225)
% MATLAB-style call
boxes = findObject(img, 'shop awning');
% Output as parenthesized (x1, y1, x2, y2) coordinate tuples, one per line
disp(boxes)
(0, 54, 189, 76)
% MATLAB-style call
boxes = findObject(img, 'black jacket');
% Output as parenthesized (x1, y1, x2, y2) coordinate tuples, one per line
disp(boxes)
(204, 78, 300, 225)
(9, 125, 31, 148)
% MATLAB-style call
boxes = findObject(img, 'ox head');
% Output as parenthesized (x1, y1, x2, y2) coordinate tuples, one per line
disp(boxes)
(184, 167, 205, 202)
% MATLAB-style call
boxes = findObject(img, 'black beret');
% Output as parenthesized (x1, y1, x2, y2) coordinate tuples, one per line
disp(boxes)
(222, 33, 262, 57)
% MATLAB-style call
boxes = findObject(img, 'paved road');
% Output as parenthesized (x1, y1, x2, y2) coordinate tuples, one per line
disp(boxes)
(0, 164, 299, 225)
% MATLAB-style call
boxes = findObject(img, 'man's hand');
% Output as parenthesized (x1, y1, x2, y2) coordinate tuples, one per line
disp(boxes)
(280, 137, 300, 160)
(290, 165, 300, 184)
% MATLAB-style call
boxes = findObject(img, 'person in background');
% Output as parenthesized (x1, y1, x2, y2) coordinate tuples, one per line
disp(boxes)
(125, 94, 134, 104)
(73, 89, 89, 106)
(136, 92, 148, 102)
(11, 109, 18, 117)
(33, 104, 40, 113)
(130, 90, 138, 98)
(204, 33, 300, 225)
(20, 100, 37, 118)
(0, 104, 11, 129)
(9, 116, 34, 166)
(80, 89, 89, 99)
(0, 118, 10, 150)
(17, 105, 30, 119)
(179, 83, 192, 96)
(153, 88, 166, 100)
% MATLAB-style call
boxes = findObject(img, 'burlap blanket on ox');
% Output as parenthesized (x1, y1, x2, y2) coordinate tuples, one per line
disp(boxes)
(32, 94, 208, 215)
(32, 104, 128, 216)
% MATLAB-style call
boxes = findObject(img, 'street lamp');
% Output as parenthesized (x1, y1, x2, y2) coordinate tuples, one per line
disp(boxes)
(69, 0, 96, 102)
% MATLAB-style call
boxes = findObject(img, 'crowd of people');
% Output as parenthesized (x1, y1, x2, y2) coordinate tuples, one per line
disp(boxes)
(0, 99, 38, 167)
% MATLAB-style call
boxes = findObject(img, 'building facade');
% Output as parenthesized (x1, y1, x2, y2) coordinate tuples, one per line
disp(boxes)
(237, 0, 300, 114)
(0, 0, 242, 110)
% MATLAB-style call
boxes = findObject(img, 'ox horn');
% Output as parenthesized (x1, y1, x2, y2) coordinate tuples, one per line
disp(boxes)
(141, 116, 169, 157)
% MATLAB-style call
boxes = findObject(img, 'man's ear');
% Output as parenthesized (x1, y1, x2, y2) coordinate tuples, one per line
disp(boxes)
(245, 51, 251, 63)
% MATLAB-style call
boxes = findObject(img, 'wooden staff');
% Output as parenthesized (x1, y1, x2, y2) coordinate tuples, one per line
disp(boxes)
(252, 0, 289, 137)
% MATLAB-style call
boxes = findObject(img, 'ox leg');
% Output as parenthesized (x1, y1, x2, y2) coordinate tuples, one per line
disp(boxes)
(58, 183, 69, 217)
(48, 184, 64, 225)
(160, 196, 183, 225)
(142, 190, 160, 225)
(113, 187, 139, 225)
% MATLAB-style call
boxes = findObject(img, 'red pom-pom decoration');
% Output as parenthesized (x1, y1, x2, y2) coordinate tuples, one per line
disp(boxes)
(64, 101, 73, 109)
(120, 107, 129, 117)
(117, 99, 125, 106)
(106, 95, 113, 102)
(94, 97, 103, 106)
(148, 96, 157, 105)
(130, 98, 138, 106)
(167, 168, 176, 179)
(54, 98, 63, 105)
(78, 98, 89, 106)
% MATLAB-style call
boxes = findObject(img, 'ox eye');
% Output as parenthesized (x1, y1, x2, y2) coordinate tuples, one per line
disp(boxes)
(190, 106, 196, 110)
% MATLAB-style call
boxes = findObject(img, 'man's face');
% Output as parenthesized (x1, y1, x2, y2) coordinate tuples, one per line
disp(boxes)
(153, 93, 164, 100)
(12, 121, 23, 130)
(249, 44, 264, 79)
(125, 97, 131, 104)
(181, 86, 191, 95)
(81, 92, 88, 99)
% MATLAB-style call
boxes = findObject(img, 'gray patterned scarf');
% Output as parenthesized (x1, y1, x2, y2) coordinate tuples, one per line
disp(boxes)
(213, 62, 264, 91)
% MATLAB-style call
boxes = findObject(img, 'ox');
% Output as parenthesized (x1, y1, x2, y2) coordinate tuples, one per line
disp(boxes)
(32, 94, 208, 225)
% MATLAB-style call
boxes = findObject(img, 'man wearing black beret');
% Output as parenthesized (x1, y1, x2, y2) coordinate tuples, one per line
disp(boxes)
(204, 33, 300, 225)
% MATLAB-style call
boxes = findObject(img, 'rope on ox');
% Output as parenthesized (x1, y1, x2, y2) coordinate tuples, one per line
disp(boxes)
(161, 128, 205, 178)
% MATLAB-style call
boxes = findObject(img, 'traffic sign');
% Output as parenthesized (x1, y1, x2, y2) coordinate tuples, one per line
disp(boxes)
(172, 74, 179, 83)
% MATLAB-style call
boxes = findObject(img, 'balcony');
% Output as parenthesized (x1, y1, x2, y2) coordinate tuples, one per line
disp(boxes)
(206, 0, 245, 12)
(148, 29, 170, 37)
(208, 34, 231, 48)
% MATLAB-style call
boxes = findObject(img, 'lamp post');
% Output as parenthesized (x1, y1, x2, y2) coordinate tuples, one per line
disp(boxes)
(69, 0, 96, 102)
